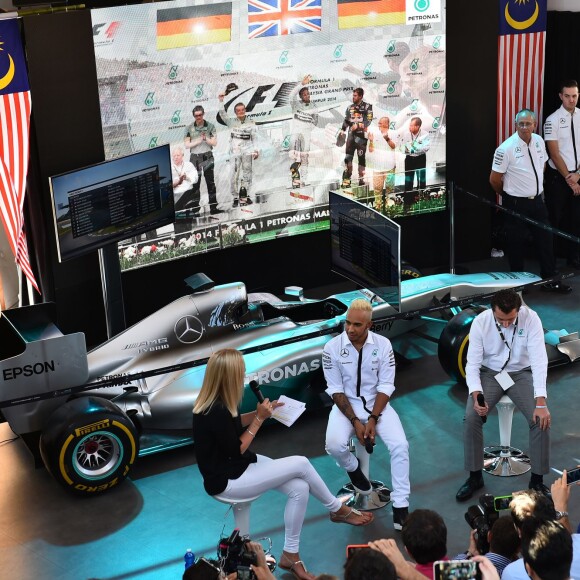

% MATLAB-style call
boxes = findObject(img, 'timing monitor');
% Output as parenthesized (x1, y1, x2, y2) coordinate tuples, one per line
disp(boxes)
(329, 191, 401, 310)
(49, 145, 173, 262)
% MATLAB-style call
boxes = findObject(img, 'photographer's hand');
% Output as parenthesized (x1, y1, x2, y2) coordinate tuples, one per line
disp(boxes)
(368, 539, 424, 580)
(246, 542, 275, 580)
(466, 528, 480, 558)
(472, 555, 500, 580)
(551, 471, 572, 533)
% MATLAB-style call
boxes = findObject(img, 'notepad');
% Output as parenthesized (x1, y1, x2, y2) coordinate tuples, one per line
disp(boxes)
(271, 395, 306, 427)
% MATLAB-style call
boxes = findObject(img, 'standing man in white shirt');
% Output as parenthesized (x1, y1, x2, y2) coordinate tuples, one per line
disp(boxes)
(171, 145, 199, 234)
(323, 298, 410, 530)
(456, 289, 551, 501)
(401, 117, 430, 214)
(544, 80, 580, 269)
(490, 109, 571, 293)
(367, 116, 398, 212)
(218, 89, 259, 207)
(289, 74, 318, 188)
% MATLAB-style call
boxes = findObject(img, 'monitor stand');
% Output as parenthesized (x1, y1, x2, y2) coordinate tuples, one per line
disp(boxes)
(98, 244, 126, 338)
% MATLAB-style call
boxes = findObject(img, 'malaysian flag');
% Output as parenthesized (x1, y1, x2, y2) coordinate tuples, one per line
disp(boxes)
(0, 18, 39, 293)
(248, 0, 322, 39)
(497, 0, 547, 146)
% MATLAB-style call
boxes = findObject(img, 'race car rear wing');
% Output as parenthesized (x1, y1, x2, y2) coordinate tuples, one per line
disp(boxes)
(0, 303, 88, 433)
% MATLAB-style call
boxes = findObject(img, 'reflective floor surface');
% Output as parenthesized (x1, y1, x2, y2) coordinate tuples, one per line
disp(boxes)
(1, 258, 579, 580)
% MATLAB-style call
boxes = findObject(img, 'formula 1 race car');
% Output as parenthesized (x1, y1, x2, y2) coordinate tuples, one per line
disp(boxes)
(1, 271, 579, 495)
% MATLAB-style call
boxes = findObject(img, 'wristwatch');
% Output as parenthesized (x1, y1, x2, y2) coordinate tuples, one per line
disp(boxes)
(555, 510, 569, 520)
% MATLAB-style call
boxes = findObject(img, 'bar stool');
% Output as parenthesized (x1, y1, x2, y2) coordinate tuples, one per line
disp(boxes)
(483, 394, 531, 477)
(335, 438, 391, 511)
(213, 493, 262, 536)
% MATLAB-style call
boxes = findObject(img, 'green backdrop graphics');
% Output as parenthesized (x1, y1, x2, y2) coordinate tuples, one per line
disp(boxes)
(91, 0, 446, 271)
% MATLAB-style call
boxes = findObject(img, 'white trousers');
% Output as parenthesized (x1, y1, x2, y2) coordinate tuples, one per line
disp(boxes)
(219, 454, 342, 553)
(325, 403, 410, 507)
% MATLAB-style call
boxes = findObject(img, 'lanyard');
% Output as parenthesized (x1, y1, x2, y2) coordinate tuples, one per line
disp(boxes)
(494, 317, 518, 372)
(355, 344, 373, 415)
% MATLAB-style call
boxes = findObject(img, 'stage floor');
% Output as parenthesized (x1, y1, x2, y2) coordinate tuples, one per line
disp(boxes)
(1, 257, 579, 580)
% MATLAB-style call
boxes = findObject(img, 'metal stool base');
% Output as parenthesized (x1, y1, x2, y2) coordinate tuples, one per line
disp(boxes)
(483, 445, 531, 477)
(336, 481, 391, 511)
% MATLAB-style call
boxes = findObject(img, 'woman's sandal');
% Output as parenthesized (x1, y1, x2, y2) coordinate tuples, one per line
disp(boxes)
(279, 554, 316, 580)
(329, 506, 374, 526)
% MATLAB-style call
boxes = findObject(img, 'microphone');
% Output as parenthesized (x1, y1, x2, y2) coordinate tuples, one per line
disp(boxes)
(476, 393, 487, 424)
(364, 438, 374, 454)
(249, 380, 265, 404)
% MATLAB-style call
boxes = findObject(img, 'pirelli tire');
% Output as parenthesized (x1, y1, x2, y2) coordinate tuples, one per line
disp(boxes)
(437, 307, 485, 385)
(401, 262, 422, 281)
(40, 396, 139, 496)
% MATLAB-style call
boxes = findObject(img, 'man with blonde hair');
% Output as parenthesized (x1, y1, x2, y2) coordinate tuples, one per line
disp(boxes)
(323, 298, 410, 530)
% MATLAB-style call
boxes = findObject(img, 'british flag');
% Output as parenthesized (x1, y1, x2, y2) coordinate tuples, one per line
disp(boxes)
(248, 0, 322, 38)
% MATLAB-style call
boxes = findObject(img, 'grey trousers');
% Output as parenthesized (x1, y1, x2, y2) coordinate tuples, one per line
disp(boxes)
(463, 367, 550, 474)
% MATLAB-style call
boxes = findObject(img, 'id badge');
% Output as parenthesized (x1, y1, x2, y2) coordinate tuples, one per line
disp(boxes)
(495, 370, 515, 390)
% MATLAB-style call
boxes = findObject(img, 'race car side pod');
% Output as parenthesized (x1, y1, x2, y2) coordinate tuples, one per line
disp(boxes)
(0, 274, 570, 411)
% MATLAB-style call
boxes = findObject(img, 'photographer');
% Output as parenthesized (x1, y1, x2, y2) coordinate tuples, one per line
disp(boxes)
(193, 349, 373, 580)
(343, 547, 396, 580)
(246, 541, 275, 580)
(455, 515, 519, 576)
(365, 509, 447, 579)
(502, 474, 580, 580)
(368, 539, 429, 580)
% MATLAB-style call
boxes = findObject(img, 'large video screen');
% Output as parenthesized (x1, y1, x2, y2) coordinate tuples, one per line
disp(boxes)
(91, 0, 446, 271)
(330, 191, 400, 309)
(49, 145, 174, 262)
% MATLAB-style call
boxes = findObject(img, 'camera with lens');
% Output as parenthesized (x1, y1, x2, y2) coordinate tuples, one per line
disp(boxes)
(218, 529, 258, 578)
(464, 494, 499, 554)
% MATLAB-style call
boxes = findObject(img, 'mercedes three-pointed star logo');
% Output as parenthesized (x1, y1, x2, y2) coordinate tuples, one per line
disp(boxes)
(174, 315, 204, 344)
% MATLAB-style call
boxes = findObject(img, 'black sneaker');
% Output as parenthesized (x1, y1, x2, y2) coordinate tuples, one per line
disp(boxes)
(455, 475, 484, 502)
(541, 281, 572, 294)
(233, 198, 239, 208)
(210, 207, 224, 215)
(393, 506, 409, 531)
(347, 459, 372, 495)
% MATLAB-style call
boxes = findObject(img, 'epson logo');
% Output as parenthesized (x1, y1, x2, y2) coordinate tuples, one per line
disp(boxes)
(3, 361, 56, 381)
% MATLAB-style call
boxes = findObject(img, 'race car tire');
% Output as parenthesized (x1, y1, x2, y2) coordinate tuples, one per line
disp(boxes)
(401, 262, 422, 281)
(40, 396, 139, 496)
(437, 307, 484, 384)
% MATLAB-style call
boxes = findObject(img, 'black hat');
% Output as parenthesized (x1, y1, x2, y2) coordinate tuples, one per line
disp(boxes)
(224, 83, 238, 96)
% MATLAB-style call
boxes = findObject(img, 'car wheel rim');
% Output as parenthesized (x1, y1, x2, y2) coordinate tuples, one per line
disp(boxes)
(73, 431, 122, 479)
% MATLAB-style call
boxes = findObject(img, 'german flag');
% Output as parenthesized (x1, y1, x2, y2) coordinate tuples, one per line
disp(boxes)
(156, 3, 232, 50)
(337, 0, 405, 29)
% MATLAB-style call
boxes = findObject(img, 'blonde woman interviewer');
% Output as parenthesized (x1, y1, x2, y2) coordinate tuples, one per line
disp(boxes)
(193, 349, 373, 580)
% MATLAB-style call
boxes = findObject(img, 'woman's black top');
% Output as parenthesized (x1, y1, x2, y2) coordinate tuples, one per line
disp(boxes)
(193, 400, 257, 495)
